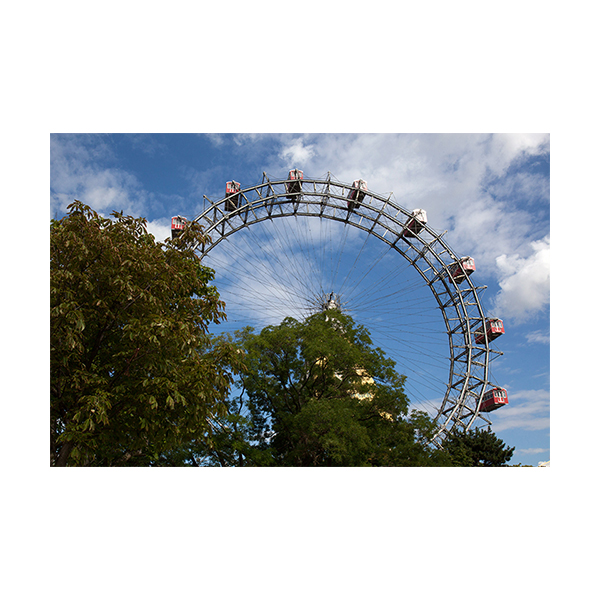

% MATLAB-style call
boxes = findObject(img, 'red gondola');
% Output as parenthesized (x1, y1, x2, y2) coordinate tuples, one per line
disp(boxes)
(225, 181, 241, 212)
(285, 169, 304, 200)
(475, 318, 505, 344)
(347, 179, 367, 211)
(171, 215, 187, 239)
(480, 387, 509, 412)
(449, 256, 476, 283)
(402, 209, 427, 238)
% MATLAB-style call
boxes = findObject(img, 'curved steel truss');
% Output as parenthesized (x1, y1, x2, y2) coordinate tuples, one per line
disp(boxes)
(193, 173, 501, 445)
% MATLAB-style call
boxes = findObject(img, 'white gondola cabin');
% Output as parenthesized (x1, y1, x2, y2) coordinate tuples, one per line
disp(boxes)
(449, 256, 476, 283)
(225, 181, 241, 212)
(402, 209, 427, 237)
(171, 215, 187, 239)
(285, 169, 304, 200)
(475, 318, 505, 344)
(480, 387, 508, 412)
(347, 179, 367, 211)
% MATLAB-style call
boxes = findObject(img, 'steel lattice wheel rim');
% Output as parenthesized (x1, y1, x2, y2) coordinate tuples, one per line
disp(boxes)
(193, 173, 500, 445)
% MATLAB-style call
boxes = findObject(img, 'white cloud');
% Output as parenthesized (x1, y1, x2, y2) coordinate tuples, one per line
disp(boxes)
(488, 134, 549, 174)
(52, 133, 551, 323)
(146, 219, 172, 242)
(233, 133, 262, 146)
(490, 388, 549, 432)
(202, 217, 369, 331)
(279, 138, 316, 167)
(204, 133, 225, 146)
(263, 133, 549, 278)
(51, 135, 153, 218)
(518, 447, 550, 455)
(526, 330, 550, 344)
(202, 226, 317, 327)
(492, 236, 550, 323)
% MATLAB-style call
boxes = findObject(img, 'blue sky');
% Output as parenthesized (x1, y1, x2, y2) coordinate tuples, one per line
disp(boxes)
(50, 133, 550, 465)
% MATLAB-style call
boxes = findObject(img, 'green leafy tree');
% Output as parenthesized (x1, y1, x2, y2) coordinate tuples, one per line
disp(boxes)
(201, 312, 451, 466)
(443, 427, 515, 467)
(50, 201, 242, 466)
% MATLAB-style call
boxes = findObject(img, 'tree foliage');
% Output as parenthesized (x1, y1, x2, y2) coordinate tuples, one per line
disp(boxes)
(197, 312, 451, 466)
(50, 201, 514, 468)
(50, 201, 242, 466)
(443, 427, 515, 467)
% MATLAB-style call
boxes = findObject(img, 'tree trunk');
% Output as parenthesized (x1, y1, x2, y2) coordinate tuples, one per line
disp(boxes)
(54, 441, 74, 466)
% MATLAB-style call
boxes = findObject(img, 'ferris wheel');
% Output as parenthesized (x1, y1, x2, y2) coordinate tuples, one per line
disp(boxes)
(180, 171, 508, 446)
